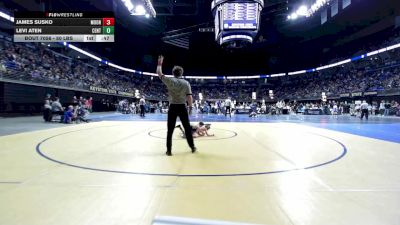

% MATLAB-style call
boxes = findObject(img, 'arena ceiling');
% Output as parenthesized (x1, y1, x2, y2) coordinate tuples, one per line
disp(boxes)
(1, 0, 400, 75)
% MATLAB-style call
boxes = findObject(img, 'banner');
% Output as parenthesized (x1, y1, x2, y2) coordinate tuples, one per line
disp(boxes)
(340, 93, 350, 97)
(363, 91, 378, 96)
(117, 91, 134, 97)
(351, 92, 362, 97)
(90, 86, 133, 97)
(89, 86, 109, 93)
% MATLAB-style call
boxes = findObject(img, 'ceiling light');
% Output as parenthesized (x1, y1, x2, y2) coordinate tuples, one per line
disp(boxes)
(296, 5, 308, 16)
(121, 0, 134, 12)
(135, 5, 146, 15)
(143, 0, 157, 17)
(307, 0, 331, 17)
(0, 11, 14, 22)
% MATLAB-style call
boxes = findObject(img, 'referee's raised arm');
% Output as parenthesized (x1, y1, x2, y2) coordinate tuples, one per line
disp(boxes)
(156, 55, 165, 78)
(156, 55, 196, 156)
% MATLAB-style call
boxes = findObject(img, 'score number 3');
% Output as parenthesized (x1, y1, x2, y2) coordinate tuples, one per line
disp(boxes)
(102, 18, 115, 26)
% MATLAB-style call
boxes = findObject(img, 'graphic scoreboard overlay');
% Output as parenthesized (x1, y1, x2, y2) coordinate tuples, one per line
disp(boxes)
(14, 12, 115, 42)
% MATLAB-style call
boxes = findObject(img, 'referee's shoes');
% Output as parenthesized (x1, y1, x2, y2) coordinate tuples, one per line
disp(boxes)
(166, 147, 197, 156)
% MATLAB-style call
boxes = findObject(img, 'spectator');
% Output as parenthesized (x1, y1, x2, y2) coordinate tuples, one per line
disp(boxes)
(51, 97, 64, 121)
(63, 105, 74, 124)
(43, 99, 52, 122)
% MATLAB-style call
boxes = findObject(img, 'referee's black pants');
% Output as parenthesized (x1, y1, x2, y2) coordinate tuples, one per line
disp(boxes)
(167, 104, 194, 152)
(225, 106, 231, 117)
(140, 105, 145, 117)
(361, 109, 369, 120)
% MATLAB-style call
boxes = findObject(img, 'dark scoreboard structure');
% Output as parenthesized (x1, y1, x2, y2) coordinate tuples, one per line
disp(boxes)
(212, 0, 263, 48)
(13, 12, 115, 42)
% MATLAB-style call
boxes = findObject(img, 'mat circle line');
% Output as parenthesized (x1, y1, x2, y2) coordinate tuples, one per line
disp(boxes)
(148, 128, 238, 140)
(35, 126, 347, 177)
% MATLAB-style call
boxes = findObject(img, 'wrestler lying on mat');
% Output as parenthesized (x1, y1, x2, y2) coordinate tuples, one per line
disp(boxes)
(175, 121, 214, 138)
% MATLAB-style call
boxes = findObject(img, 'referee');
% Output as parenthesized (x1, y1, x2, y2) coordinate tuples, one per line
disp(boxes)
(156, 55, 196, 156)
(139, 96, 146, 117)
(360, 100, 369, 120)
(225, 97, 232, 117)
